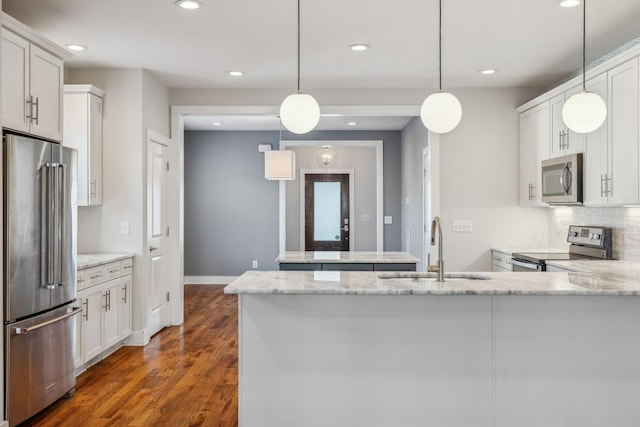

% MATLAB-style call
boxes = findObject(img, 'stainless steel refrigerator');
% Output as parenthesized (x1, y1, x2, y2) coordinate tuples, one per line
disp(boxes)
(3, 133, 79, 426)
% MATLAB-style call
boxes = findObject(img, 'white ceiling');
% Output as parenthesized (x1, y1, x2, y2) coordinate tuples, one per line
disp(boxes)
(4, 0, 640, 130)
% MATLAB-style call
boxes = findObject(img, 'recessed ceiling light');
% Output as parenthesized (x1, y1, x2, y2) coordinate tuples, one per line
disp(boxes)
(175, 0, 202, 10)
(559, 0, 580, 7)
(227, 71, 244, 77)
(480, 69, 497, 75)
(66, 44, 87, 52)
(213, 122, 223, 126)
(349, 44, 370, 52)
(347, 122, 357, 126)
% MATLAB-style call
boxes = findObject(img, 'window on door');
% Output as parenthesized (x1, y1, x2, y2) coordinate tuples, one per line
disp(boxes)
(304, 173, 350, 251)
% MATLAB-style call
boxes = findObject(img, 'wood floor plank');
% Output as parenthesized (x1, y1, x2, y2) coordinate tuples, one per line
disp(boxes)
(20, 285, 238, 427)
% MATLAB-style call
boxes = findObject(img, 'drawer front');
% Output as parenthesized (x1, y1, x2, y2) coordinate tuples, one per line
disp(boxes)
(76, 270, 86, 290)
(121, 258, 133, 276)
(84, 266, 105, 288)
(103, 261, 122, 281)
(492, 251, 512, 271)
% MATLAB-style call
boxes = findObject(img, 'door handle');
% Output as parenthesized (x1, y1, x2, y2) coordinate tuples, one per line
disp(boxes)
(149, 246, 159, 252)
(341, 225, 349, 232)
(560, 163, 571, 194)
(14, 307, 82, 335)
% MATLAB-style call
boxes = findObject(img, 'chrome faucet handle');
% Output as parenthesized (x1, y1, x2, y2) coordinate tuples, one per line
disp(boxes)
(427, 265, 439, 273)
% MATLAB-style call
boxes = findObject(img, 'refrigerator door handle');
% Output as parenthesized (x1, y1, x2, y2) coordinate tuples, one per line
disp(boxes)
(14, 307, 82, 335)
(57, 163, 67, 287)
(41, 163, 66, 290)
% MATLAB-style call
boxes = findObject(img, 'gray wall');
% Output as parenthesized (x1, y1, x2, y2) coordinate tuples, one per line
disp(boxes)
(184, 131, 280, 276)
(184, 129, 403, 277)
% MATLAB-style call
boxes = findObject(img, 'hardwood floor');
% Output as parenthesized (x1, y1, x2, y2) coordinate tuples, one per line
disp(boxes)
(22, 285, 238, 427)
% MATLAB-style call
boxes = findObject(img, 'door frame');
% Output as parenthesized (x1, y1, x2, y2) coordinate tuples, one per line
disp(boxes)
(422, 135, 440, 271)
(300, 169, 355, 251)
(281, 140, 384, 253)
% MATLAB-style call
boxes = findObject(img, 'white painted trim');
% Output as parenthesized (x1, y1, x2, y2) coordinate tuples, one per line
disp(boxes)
(281, 140, 384, 252)
(125, 329, 150, 346)
(184, 276, 237, 285)
(430, 132, 441, 219)
(299, 169, 355, 251)
(0, 420, 8, 427)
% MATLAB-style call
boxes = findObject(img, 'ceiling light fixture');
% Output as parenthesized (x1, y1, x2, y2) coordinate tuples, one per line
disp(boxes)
(265, 118, 296, 180)
(227, 71, 244, 77)
(347, 122, 357, 126)
(480, 69, 496, 75)
(562, 0, 606, 133)
(420, 0, 462, 134)
(175, 0, 202, 10)
(212, 122, 222, 126)
(350, 44, 370, 52)
(66, 44, 87, 52)
(559, 0, 581, 7)
(279, 0, 320, 135)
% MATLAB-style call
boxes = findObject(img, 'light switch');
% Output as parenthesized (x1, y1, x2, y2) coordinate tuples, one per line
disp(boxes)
(384, 216, 393, 224)
(452, 220, 473, 233)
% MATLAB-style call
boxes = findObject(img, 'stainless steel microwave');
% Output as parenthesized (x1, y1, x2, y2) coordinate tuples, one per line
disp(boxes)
(541, 153, 583, 205)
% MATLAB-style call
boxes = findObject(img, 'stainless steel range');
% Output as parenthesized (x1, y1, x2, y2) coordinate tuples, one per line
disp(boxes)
(511, 225, 612, 272)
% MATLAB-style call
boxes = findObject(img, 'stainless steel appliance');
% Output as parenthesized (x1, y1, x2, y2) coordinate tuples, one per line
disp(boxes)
(511, 225, 612, 272)
(3, 133, 79, 426)
(541, 153, 583, 205)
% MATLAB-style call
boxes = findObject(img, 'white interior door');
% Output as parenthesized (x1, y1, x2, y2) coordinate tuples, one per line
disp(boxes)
(147, 131, 171, 337)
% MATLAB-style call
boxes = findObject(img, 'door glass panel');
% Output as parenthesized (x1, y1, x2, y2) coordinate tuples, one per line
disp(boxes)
(314, 182, 341, 241)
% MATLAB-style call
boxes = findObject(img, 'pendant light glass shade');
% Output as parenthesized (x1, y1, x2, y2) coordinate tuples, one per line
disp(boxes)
(280, 93, 320, 134)
(561, 0, 606, 134)
(420, 92, 462, 134)
(265, 150, 296, 180)
(421, 0, 462, 134)
(280, 0, 319, 135)
(562, 90, 607, 133)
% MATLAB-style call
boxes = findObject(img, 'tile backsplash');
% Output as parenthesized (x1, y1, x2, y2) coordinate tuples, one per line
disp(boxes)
(549, 207, 640, 261)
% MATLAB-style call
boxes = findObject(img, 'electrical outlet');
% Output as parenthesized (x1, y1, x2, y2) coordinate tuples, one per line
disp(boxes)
(452, 220, 473, 233)
(120, 221, 130, 236)
(252, 260, 258, 269)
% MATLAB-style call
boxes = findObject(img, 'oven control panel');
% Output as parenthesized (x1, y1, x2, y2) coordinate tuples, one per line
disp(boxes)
(567, 225, 611, 248)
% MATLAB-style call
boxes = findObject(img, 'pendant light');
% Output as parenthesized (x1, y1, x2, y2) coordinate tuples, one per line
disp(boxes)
(265, 118, 296, 180)
(562, 0, 606, 133)
(420, 0, 462, 134)
(280, 0, 320, 135)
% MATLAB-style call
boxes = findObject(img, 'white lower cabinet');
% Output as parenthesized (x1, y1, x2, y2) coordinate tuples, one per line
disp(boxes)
(76, 258, 133, 373)
(491, 250, 513, 272)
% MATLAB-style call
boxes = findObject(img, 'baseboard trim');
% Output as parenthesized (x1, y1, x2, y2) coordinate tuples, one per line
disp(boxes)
(0, 420, 8, 427)
(125, 329, 150, 346)
(184, 276, 238, 285)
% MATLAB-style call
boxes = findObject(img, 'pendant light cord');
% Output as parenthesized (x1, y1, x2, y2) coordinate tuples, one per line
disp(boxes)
(297, 0, 301, 92)
(438, 0, 442, 91)
(582, 0, 586, 90)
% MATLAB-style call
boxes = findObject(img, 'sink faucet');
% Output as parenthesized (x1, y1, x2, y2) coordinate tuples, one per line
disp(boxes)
(428, 216, 445, 282)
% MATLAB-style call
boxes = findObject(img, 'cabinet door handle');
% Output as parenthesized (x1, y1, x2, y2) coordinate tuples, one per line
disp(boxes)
(103, 292, 109, 311)
(122, 285, 127, 303)
(33, 97, 39, 125)
(90, 179, 96, 198)
(83, 299, 89, 321)
(25, 96, 33, 122)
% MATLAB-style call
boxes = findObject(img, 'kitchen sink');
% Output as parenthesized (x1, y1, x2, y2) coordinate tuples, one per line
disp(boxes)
(377, 272, 490, 281)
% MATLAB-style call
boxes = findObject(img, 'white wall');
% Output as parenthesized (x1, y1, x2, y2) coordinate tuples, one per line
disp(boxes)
(66, 68, 172, 344)
(437, 88, 550, 271)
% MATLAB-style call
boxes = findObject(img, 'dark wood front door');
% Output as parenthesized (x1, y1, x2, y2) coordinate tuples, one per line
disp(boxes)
(304, 173, 349, 251)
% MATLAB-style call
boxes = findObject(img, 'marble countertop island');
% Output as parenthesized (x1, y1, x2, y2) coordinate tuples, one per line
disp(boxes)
(275, 251, 420, 264)
(225, 260, 640, 296)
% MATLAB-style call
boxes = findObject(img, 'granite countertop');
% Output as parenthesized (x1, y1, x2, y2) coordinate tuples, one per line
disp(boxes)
(276, 251, 420, 264)
(78, 253, 134, 270)
(225, 260, 640, 296)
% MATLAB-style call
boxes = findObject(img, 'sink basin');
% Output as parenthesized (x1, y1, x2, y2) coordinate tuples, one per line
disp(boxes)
(378, 272, 490, 281)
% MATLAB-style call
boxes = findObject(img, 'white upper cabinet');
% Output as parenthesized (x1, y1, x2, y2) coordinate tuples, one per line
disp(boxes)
(64, 85, 105, 206)
(519, 102, 549, 206)
(1, 14, 68, 141)
(549, 85, 584, 158)
(584, 59, 639, 206)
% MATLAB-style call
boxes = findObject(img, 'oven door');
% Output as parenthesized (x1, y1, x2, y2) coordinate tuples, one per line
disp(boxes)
(511, 258, 544, 272)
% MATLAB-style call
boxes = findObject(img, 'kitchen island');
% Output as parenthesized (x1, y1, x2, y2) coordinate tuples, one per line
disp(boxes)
(276, 250, 419, 271)
(225, 265, 640, 427)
